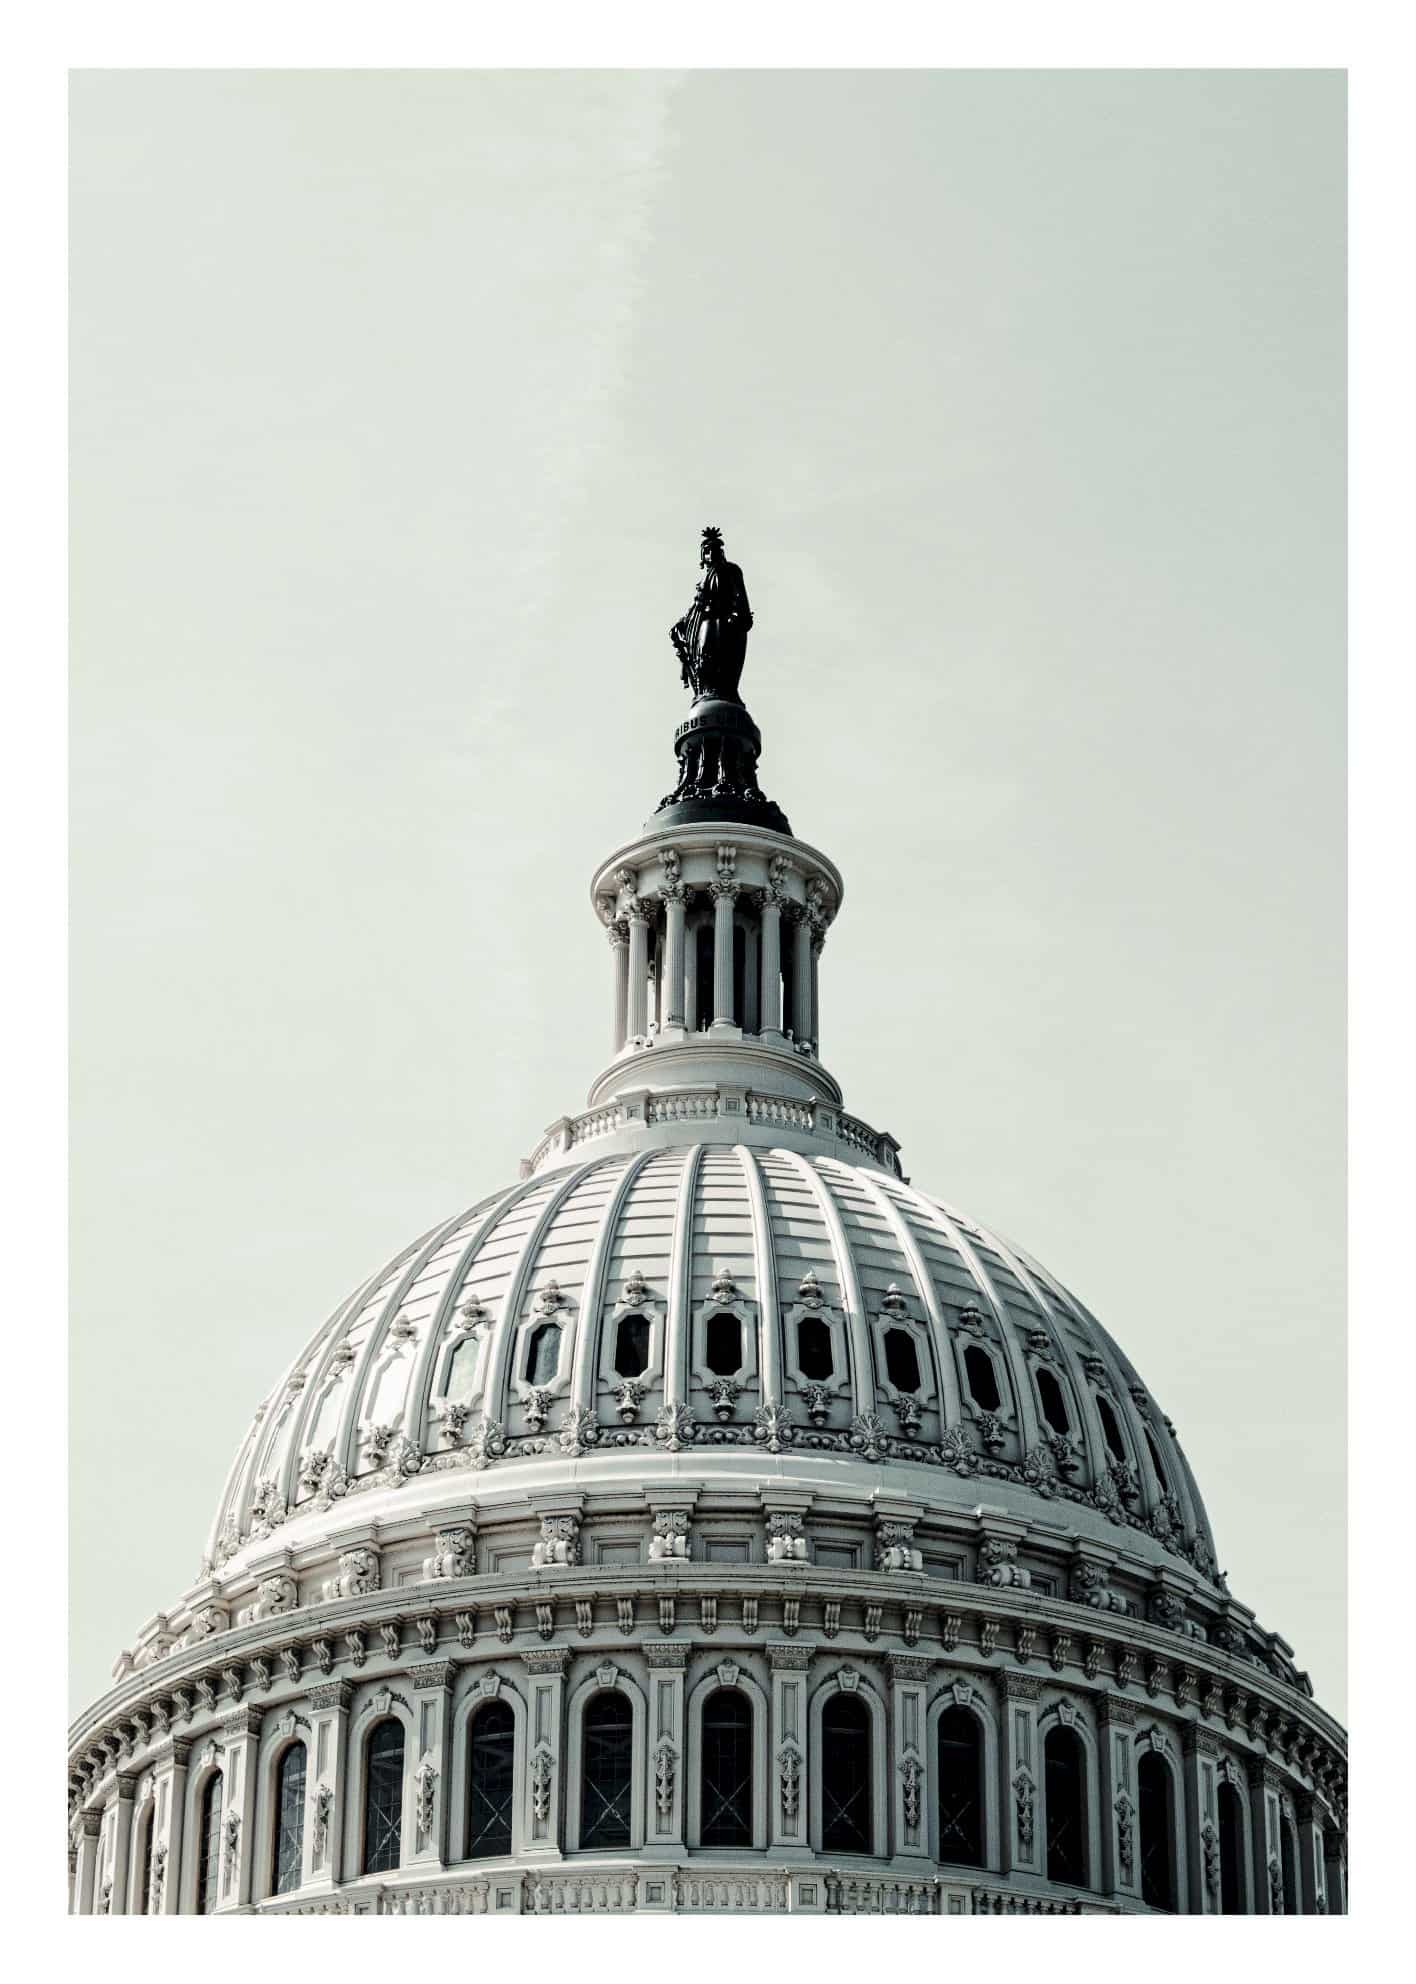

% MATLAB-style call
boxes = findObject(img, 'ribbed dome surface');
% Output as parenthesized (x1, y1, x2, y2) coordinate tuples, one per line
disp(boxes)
(208, 1147, 1217, 1587)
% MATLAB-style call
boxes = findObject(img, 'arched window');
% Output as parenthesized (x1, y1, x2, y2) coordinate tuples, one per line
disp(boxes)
(936, 1706, 984, 1868)
(362, 1719, 404, 1875)
(1218, 1781, 1246, 1915)
(1280, 1816, 1299, 1915)
(700, 1689, 753, 1847)
(135, 1805, 154, 1914)
(580, 1692, 634, 1849)
(525, 1322, 561, 1388)
(797, 1316, 833, 1380)
(1037, 1368, 1071, 1435)
(705, 1312, 742, 1376)
(613, 1314, 650, 1378)
(466, 1700, 515, 1858)
(1043, 1726, 1087, 1887)
(964, 1344, 1002, 1412)
(883, 1328, 922, 1393)
(271, 1741, 306, 1896)
(195, 1774, 223, 1915)
(1096, 1394, 1127, 1465)
(1137, 1752, 1177, 1910)
(821, 1693, 872, 1853)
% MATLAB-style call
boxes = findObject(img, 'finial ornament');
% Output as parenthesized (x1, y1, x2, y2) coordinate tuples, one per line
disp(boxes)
(670, 527, 754, 701)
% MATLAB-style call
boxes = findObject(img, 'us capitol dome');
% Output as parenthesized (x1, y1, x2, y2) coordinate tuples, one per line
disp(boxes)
(69, 529, 1347, 1917)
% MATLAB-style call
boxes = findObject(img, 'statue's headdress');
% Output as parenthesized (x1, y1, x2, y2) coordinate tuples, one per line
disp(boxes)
(700, 525, 725, 553)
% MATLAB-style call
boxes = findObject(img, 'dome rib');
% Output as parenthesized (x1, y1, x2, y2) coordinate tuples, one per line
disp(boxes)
(401, 1176, 546, 1464)
(854, 1168, 963, 1425)
(778, 1147, 873, 1417)
(662, 1143, 704, 1411)
(568, 1147, 659, 1417)
(479, 1158, 603, 1431)
(901, 1183, 1043, 1453)
(736, 1144, 782, 1410)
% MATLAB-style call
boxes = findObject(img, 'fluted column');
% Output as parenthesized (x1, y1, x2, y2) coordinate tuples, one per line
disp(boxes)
(792, 910, 813, 1049)
(107, 1774, 136, 1913)
(626, 905, 650, 1041)
(759, 895, 784, 1041)
(663, 888, 687, 1030)
(710, 883, 738, 1030)
(609, 922, 630, 1054)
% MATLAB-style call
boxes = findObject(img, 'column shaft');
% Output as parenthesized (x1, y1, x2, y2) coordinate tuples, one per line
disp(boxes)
(767, 1646, 812, 1855)
(683, 920, 699, 1032)
(664, 893, 687, 1028)
(306, 1683, 352, 1891)
(108, 1779, 136, 1913)
(645, 1652, 689, 1856)
(792, 913, 813, 1046)
(759, 899, 783, 1039)
(627, 911, 649, 1040)
(75, 1814, 100, 1915)
(610, 928, 629, 1054)
(711, 886, 737, 1028)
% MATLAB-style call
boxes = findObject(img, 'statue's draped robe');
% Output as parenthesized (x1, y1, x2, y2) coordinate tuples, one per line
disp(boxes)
(674, 558, 753, 701)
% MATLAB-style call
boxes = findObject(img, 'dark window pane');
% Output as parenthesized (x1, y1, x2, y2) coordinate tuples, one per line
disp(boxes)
(936, 1706, 984, 1868)
(1138, 1752, 1176, 1910)
(272, 1741, 306, 1895)
(797, 1316, 833, 1379)
(363, 1719, 404, 1875)
(821, 1694, 872, 1853)
(700, 1690, 753, 1847)
(467, 1701, 516, 1859)
(1044, 1727, 1087, 1887)
(1037, 1368, 1070, 1435)
(964, 1345, 1001, 1412)
(1144, 1426, 1169, 1492)
(580, 1692, 633, 1849)
(1218, 1781, 1246, 1915)
(526, 1321, 561, 1387)
(1281, 1821, 1299, 1915)
(705, 1312, 742, 1377)
(1097, 1395, 1127, 1464)
(136, 1810, 154, 1914)
(196, 1776, 223, 1915)
(614, 1314, 650, 1378)
(883, 1328, 922, 1394)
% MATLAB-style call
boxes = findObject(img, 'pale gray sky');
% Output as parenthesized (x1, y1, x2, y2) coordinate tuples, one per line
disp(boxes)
(70, 70, 1345, 1715)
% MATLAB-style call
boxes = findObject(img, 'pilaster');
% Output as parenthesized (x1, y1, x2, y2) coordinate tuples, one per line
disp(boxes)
(1098, 1693, 1139, 1904)
(1183, 1724, 1222, 1915)
(644, 1641, 690, 1857)
(521, 1646, 569, 1857)
(887, 1654, 932, 1861)
(767, 1641, 813, 1857)
(217, 1706, 262, 1911)
(106, 1774, 137, 1914)
(304, 1680, 352, 1891)
(408, 1662, 456, 1870)
(1296, 1793, 1328, 1915)
(1248, 1759, 1283, 1915)
(152, 1737, 190, 1916)
(998, 1672, 1041, 1878)
(74, 1809, 101, 1916)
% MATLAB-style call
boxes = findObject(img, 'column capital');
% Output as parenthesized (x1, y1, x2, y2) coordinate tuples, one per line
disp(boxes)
(520, 1645, 571, 1677)
(308, 1680, 353, 1713)
(410, 1661, 457, 1692)
(887, 1653, 933, 1682)
(605, 918, 630, 949)
(766, 1641, 814, 1672)
(1001, 1670, 1042, 1701)
(643, 1641, 692, 1670)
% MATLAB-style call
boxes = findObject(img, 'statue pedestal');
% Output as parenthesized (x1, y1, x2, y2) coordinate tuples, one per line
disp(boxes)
(651, 695, 791, 836)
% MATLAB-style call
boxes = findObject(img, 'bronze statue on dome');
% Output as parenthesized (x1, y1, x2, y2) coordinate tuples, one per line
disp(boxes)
(670, 526, 753, 702)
